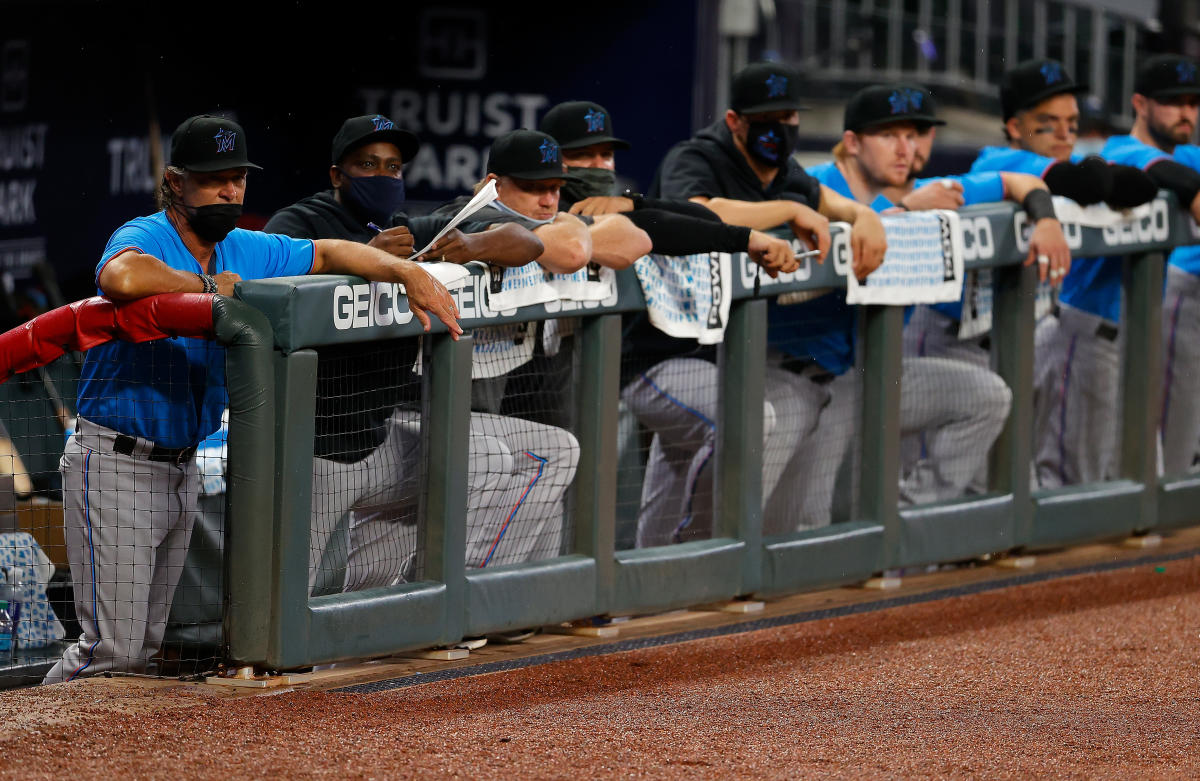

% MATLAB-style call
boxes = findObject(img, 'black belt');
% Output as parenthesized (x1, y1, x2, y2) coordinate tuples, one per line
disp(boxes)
(113, 434, 197, 465)
(1052, 305, 1119, 342)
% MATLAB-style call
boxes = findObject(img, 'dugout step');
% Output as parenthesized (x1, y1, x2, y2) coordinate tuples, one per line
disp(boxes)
(0, 641, 70, 689)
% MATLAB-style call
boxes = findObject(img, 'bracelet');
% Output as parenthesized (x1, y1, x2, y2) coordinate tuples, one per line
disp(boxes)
(196, 273, 218, 294)
(1023, 189, 1057, 222)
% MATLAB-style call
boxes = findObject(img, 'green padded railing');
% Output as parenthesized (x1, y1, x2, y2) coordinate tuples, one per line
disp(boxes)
(225, 193, 1200, 668)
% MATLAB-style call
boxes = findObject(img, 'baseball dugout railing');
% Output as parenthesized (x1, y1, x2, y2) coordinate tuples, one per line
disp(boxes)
(1, 196, 1196, 682)
(216, 192, 1200, 671)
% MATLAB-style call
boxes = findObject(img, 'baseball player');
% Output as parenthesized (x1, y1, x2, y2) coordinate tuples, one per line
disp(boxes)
(264, 114, 547, 592)
(536, 99, 802, 545)
(649, 61, 888, 537)
(973, 59, 1200, 486)
(432, 129, 653, 566)
(1107, 55, 1200, 476)
(794, 84, 1068, 507)
(43, 114, 461, 684)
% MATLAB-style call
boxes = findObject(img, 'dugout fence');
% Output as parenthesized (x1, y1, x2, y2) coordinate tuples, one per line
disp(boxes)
(2, 195, 1198, 681)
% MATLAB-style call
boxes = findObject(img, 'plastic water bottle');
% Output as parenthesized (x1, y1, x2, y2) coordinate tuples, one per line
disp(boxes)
(0, 601, 13, 662)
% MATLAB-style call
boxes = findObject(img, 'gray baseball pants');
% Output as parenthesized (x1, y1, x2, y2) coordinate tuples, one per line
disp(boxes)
(897, 355, 1012, 505)
(900, 306, 1006, 503)
(762, 369, 858, 534)
(622, 355, 817, 547)
(1161, 265, 1200, 476)
(1032, 302, 1121, 488)
(44, 418, 199, 684)
(313, 410, 580, 591)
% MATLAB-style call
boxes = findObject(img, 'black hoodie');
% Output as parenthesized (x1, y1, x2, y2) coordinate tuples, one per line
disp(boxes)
(649, 120, 821, 208)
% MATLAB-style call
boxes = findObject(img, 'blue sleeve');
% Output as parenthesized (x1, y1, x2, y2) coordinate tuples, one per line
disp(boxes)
(914, 173, 1006, 206)
(970, 147, 1056, 177)
(235, 230, 316, 278)
(957, 173, 1006, 205)
(96, 221, 166, 284)
(1174, 144, 1200, 172)
(1101, 136, 1169, 169)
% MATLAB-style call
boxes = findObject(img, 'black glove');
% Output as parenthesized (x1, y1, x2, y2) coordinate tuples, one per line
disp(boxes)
(1105, 164, 1160, 210)
(1043, 156, 1112, 206)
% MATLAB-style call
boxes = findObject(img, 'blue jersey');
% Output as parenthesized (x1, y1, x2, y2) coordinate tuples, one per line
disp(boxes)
(970, 146, 1063, 177)
(1170, 144, 1200, 276)
(1057, 135, 1168, 321)
(79, 212, 315, 447)
(774, 161, 869, 374)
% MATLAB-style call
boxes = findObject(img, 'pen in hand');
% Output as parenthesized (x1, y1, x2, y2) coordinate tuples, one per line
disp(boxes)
(794, 248, 821, 261)
(367, 222, 384, 233)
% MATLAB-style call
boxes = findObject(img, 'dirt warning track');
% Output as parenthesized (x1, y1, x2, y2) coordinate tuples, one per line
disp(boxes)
(4, 545, 1199, 780)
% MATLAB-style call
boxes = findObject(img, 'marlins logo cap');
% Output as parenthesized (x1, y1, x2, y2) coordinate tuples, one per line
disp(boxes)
(170, 114, 262, 172)
(331, 114, 421, 165)
(539, 101, 631, 150)
(486, 129, 584, 182)
(731, 61, 808, 114)
(844, 84, 946, 132)
(1000, 59, 1089, 120)
(1135, 54, 1200, 100)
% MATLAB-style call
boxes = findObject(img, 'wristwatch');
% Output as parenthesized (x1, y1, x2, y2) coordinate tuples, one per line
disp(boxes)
(622, 189, 644, 209)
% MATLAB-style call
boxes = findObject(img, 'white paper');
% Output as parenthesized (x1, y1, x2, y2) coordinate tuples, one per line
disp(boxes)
(846, 210, 965, 306)
(1049, 196, 1155, 228)
(408, 179, 499, 260)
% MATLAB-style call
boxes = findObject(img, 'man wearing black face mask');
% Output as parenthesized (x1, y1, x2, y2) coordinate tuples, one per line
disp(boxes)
(264, 115, 547, 596)
(44, 113, 466, 684)
(540, 100, 797, 268)
(265, 114, 539, 267)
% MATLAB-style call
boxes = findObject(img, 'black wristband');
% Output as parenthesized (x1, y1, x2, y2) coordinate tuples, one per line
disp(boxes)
(623, 189, 644, 209)
(196, 273, 217, 294)
(1022, 189, 1056, 222)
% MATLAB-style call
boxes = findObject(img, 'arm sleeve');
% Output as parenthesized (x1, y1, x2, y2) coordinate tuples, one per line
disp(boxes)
(624, 208, 752, 256)
(1146, 159, 1200, 208)
(637, 197, 724, 222)
(1105, 164, 1161, 209)
(1042, 157, 1113, 205)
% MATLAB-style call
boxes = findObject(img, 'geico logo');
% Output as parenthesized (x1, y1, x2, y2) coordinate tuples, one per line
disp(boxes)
(960, 216, 995, 261)
(333, 282, 415, 330)
(544, 288, 619, 312)
(831, 231, 851, 277)
(738, 249, 810, 288)
(452, 273, 508, 320)
(1013, 211, 1083, 252)
(1102, 199, 1169, 246)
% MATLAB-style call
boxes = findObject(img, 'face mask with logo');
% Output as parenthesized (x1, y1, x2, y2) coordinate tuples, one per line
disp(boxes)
(745, 120, 800, 166)
(562, 166, 617, 202)
(338, 169, 407, 226)
(184, 203, 243, 243)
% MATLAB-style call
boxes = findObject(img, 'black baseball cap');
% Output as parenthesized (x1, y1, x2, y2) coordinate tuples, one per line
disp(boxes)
(486, 130, 584, 182)
(331, 114, 420, 165)
(539, 101, 631, 150)
(844, 84, 946, 132)
(1135, 54, 1200, 100)
(170, 114, 262, 172)
(1000, 59, 1089, 120)
(731, 61, 808, 114)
